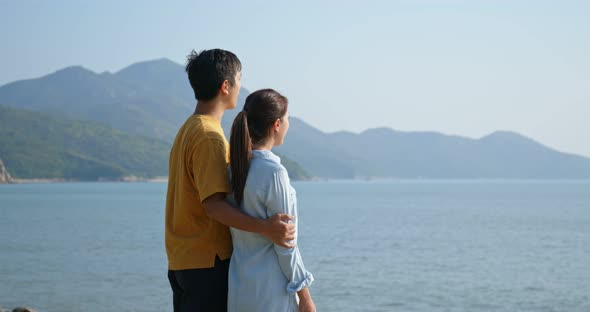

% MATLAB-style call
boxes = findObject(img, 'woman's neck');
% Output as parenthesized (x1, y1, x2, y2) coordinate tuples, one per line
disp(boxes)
(252, 138, 274, 151)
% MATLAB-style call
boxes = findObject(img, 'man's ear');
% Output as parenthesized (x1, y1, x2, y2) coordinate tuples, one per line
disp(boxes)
(220, 80, 230, 95)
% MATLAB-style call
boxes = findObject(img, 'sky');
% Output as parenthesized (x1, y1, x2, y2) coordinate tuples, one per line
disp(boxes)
(1, 0, 589, 157)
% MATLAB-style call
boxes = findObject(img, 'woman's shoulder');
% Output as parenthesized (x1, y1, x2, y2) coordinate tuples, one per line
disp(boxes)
(250, 156, 287, 176)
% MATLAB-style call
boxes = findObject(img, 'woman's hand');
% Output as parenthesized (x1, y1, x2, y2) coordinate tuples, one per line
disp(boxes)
(298, 298, 316, 312)
(297, 287, 315, 312)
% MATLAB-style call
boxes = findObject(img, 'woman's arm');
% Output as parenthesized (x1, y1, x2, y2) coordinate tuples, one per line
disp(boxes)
(265, 168, 314, 294)
(297, 287, 316, 312)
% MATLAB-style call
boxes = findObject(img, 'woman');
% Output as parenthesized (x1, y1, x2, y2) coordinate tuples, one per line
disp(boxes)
(228, 89, 316, 312)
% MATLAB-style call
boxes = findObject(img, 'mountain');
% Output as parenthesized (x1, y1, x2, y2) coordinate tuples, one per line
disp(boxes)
(295, 128, 590, 179)
(222, 100, 590, 179)
(0, 59, 193, 141)
(0, 105, 169, 180)
(2, 59, 590, 179)
(0, 105, 309, 181)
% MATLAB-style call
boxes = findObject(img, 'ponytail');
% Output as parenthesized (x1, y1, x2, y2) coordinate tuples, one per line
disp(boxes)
(230, 89, 288, 206)
(230, 110, 252, 206)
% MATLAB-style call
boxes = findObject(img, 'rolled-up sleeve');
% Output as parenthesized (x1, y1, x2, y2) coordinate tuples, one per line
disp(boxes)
(265, 168, 314, 294)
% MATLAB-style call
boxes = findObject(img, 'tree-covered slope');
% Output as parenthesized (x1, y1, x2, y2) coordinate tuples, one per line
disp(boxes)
(0, 105, 170, 180)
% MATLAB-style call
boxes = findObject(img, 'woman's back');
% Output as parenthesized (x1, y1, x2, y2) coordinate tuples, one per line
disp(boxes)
(228, 88, 315, 312)
(228, 150, 312, 312)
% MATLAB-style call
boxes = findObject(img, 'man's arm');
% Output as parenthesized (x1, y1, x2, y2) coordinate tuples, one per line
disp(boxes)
(203, 193, 296, 248)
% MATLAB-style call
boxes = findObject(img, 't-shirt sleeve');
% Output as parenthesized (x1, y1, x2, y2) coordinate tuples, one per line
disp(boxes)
(192, 138, 231, 203)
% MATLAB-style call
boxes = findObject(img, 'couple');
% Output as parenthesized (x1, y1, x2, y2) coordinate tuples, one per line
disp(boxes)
(165, 49, 315, 312)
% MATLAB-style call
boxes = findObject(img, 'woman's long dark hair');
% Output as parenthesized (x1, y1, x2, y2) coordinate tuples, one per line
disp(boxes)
(230, 89, 288, 206)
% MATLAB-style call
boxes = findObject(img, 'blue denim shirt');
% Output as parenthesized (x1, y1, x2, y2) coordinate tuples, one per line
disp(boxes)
(227, 150, 314, 312)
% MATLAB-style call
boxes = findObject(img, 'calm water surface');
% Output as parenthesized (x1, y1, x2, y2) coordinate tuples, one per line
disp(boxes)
(1, 180, 589, 311)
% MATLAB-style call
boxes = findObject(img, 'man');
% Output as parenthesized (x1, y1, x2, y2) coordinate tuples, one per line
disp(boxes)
(165, 49, 296, 311)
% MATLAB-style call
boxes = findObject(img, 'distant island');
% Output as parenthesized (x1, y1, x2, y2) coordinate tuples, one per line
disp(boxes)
(1, 58, 590, 182)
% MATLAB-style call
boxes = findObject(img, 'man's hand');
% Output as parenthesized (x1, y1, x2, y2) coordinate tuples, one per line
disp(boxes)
(261, 213, 296, 248)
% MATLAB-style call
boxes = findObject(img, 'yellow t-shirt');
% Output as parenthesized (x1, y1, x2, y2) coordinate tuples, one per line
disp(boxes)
(165, 114, 232, 270)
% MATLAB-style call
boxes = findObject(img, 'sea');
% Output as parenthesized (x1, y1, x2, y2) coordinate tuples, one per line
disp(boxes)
(1, 180, 589, 312)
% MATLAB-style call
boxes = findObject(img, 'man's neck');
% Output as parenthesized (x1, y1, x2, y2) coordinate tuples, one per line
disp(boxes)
(194, 100, 225, 122)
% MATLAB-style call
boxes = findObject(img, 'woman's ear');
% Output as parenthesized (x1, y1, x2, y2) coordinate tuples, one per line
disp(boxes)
(273, 119, 281, 132)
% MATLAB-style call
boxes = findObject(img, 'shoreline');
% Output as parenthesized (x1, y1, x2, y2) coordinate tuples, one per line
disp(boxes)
(4, 177, 590, 185)
(4, 176, 169, 184)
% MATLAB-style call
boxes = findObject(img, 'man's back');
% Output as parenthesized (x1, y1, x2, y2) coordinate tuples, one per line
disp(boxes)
(165, 114, 232, 270)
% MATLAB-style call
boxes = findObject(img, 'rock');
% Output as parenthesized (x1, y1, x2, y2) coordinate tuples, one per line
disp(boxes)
(0, 158, 13, 183)
(12, 307, 37, 312)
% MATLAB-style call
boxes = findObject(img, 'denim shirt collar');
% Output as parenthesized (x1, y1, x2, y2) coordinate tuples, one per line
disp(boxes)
(251, 149, 281, 164)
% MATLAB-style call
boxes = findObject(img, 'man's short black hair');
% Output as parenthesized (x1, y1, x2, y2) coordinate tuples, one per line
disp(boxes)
(185, 49, 242, 101)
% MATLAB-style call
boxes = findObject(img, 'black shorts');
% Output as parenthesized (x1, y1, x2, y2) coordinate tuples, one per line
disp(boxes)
(167, 255, 230, 312)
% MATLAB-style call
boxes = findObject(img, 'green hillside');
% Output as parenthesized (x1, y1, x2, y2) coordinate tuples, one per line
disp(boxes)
(0, 105, 170, 180)
(0, 105, 309, 181)
(275, 152, 311, 181)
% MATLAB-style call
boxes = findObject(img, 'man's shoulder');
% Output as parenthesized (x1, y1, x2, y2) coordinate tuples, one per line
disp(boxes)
(203, 129, 227, 144)
(184, 116, 227, 145)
